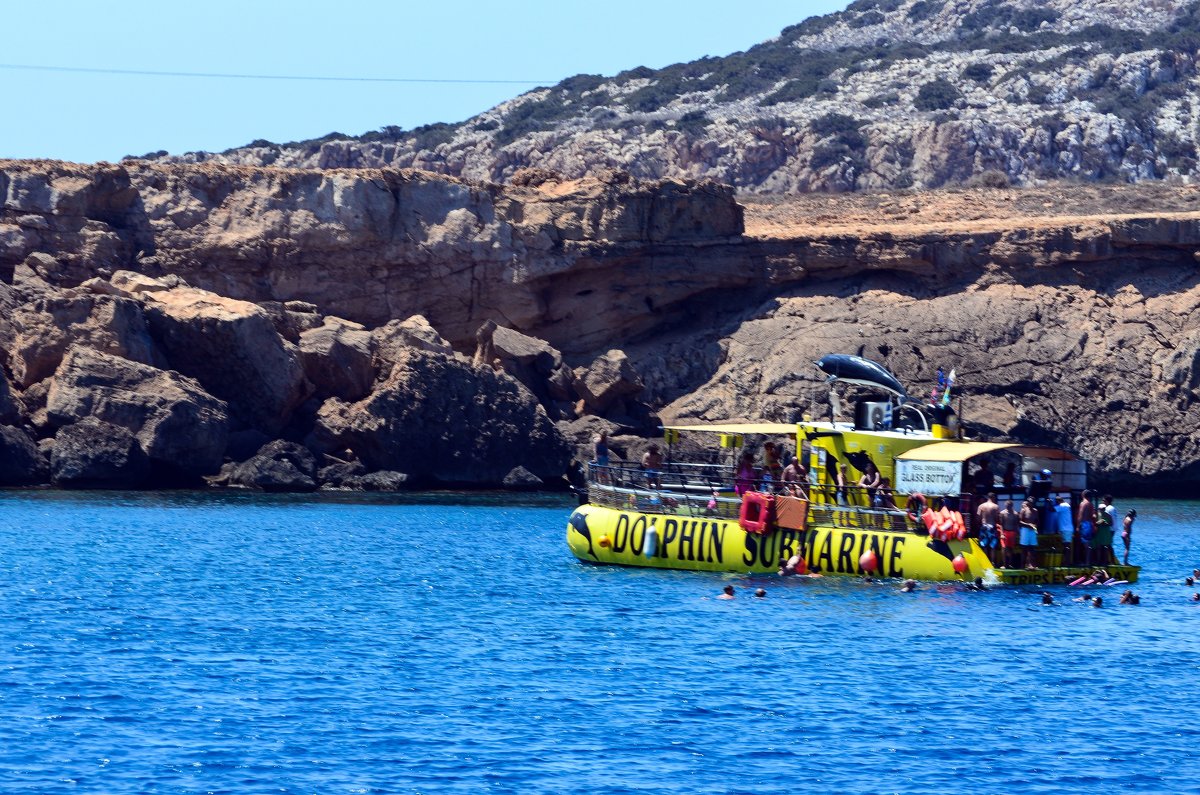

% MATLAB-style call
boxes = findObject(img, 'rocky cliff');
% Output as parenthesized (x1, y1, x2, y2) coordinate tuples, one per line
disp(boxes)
(3, 158, 1199, 493)
(157, 0, 1200, 193)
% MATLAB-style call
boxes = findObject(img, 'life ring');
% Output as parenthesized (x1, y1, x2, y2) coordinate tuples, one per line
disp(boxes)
(739, 491, 773, 535)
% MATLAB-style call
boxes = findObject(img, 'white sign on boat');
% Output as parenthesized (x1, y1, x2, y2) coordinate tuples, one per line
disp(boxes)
(894, 459, 962, 495)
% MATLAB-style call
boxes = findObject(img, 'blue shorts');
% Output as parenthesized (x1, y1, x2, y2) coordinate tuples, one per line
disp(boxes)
(978, 523, 998, 549)
(1020, 527, 1040, 546)
(1079, 520, 1095, 542)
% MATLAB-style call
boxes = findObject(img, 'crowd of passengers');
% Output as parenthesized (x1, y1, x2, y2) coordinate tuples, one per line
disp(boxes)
(593, 432, 1136, 570)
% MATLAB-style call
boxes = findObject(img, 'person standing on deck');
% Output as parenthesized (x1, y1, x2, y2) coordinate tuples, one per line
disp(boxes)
(858, 459, 882, 507)
(641, 444, 664, 489)
(1054, 496, 1075, 566)
(975, 492, 1001, 563)
(999, 498, 1021, 569)
(763, 442, 783, 483)
(1122, 509, 1137, 565)
(1030, 468, 1053, 530)
(1018, 498, 1040, 569)
(1096, 494, 1117, 565)
(781, 456, 807, 497)
(734, 451, 757, 496)
(1076, 490, 1097, 566)
(592, 430, 610, 485)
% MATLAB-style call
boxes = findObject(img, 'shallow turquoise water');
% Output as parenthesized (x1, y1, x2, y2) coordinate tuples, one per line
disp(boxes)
(0, 491, 1196, 793)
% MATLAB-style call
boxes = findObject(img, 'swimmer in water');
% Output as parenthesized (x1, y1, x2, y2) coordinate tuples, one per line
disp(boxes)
(1042, 592, 1054, 605)
(718, 585, 735, 600)
(1192, 593, 1200, 602)
(1119, 590, 1134, 604)
(754, 588, 767, 598)
(1092, 596, 1103, 607)
(900, 579, 917, 593)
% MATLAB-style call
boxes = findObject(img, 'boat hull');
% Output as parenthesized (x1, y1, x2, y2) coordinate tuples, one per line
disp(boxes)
(567, 505, 1140, 584)
(567, 504, 995, 580)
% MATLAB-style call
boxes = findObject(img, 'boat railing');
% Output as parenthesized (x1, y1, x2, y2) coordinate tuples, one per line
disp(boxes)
(585, 463, 978, 535)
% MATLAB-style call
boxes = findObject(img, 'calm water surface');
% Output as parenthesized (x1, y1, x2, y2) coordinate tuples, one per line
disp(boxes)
(0, 491, 1197, 794)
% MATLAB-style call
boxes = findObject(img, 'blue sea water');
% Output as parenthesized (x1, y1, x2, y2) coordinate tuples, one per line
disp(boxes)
(0, 491, 1197, 794)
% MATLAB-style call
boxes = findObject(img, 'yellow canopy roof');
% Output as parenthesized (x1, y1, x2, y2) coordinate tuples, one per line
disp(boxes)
(896, 441, 1080, 462)
(896, 441, 1017, 462)
(661, 422, 798, 435)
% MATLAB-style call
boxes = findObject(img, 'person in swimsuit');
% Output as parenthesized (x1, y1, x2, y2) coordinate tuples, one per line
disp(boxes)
(1054, 496, 1074, 566)
(999, 499, 1021, 569)
(781, 456, 807, 497)
(1018, 498, 1040, 569)
(734, 451, 757, 496)
(763, 442, 783, 483)
(641, 444, 664, 489)
(1122, 509, 1136, 564)
(592, 430, 610, 484)
(975, 492, 1001, 563)
(1076, 490, 1097, 566)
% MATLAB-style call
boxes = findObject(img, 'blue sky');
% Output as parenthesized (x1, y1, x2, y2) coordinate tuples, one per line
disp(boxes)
(3, 1, 847, 163)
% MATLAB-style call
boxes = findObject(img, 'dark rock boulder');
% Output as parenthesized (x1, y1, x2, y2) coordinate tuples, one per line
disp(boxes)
(314, 349, 570, 485)
(0, 425, 47, 486)
(46, 346, 229, 476)
(492, 326, 575, 413)
(0, 372, 22, 426)
(51, 417, 148, 488)
(572, 349, 644, 415)
(299, 318, 373, 401)
(355, 470, 409, 491)
(257, 299, 324, 343)
(316, 459, 367, 489)
(502, 465, 543, 488)
(142, 286, 311, 434)
(225, 440, 318, 492)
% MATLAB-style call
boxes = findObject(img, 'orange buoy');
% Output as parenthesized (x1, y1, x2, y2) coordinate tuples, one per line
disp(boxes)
(859, 550, 878, 573)
(598, 535, 611, 548)
(952, 554, 968, 574)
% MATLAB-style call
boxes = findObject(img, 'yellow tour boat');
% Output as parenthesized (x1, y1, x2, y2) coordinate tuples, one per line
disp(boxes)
(566, 355, 1139, 585)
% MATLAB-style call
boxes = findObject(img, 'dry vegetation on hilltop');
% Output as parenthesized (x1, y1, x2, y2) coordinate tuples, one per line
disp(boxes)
(741, 180, 1200, 237)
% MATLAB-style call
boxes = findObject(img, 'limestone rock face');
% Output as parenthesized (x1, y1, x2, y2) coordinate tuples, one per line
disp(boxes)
(142, 286, 310, 433)
(655, 271, 1200, 494)
(9, 155, 1200, 490)
(51, 417, 148, 488)
(0, 425, 46, 485)
(299, 317, 373, 401)
(46, 346, 230, 476)
(315, 349, 570, 484)
(10, 293, 163, 387)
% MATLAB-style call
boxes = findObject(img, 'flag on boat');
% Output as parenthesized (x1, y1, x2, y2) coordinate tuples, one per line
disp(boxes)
(941, 369, 956, 406)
